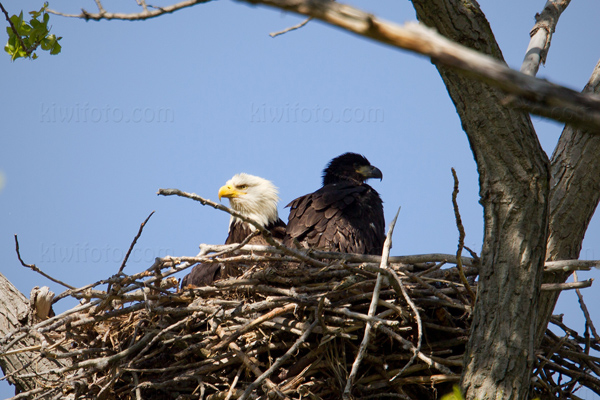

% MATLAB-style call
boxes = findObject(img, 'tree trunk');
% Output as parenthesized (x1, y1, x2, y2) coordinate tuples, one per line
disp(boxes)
(536, 61, 600, 345)
(0, 273, 70, 395)
(411, 1, 550, 399)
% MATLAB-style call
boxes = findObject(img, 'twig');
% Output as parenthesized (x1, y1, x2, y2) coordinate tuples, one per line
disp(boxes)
(228, 341, 289, 399)
(520, 0, 572, 76)
(544, 260, 600, 272)
(343, 206, 400, 400)
(404, 269, 471, 312)
(573, 272, 600, 342)
(540, 279, 593, 291)
(103, 211, 155, 296)
(211, 303, 298, 352)
(47, 0, 214, 20)
(14, 234, 75, 290)
(240, 319, 319, 400)
(451, 168, 476, 302)
(118, 211, 155, 275)
(197, 243, 477, 266)
(389, 268, 422, 381)
(225, 366, 244, 400)
(158, 188, 328, 268)
(234, 0, 600, 131)
(270, 17, 312, 37)
(376, 324, 453, 375)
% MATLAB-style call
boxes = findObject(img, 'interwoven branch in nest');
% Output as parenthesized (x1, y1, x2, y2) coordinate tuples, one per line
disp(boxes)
(4, 189, 599, 399)
(2, 239, 599, 399)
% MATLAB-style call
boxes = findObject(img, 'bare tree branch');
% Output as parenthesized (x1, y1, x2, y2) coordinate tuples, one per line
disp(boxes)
(537, 59, 600, 347)
(269, 16, 312, 38)
(230, 0, 600, 131)
(49, 0, 600, 130)
(14, 235, 76, 290)
(344, 206, 400, 399)
(157, 188, 328, 268)
(520, 0, 572, 76)
(47, 0, 213, 21)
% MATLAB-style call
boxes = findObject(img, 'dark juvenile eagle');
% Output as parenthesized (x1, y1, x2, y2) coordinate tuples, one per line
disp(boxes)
(181, 173, 286, 288)
(284, 153, 385, 255)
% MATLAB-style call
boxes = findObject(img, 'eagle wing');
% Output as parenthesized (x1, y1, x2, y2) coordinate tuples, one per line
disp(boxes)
(284, 182, 385, 255)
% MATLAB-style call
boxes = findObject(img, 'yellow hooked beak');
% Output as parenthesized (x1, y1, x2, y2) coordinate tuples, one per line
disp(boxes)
(218, 184, 244, 201)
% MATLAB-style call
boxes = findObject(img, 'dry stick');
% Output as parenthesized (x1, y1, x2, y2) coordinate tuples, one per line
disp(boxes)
(343, 206, 400, 400)
(233, 0, 600, 131)
(144, 242, 600, 275)
(225, 366, 244, 400)
(540, 280, 593, 291)
(239, 319, 319, 400)
(520, 0, 572, 76)
(211, 303, 298, 352)
(47, 0, 213, 20)
(132, 371, 142, 400)
(544, 260, 599, 272)
(206, 230, 260, 258)
(14, 234, 76, 290)
(451, 168, 476, 303)
(404, 270, 470, 312)
(104, 211, 155, 295)
(376, 324, 454, 375)
(127, 313, 194, 367)
(189, 244, 477, 267)
(573, 272, 600, 342)
(270, 16, 312, 37)
(389, 268, 422, 381)
(47, 0, 600, 129)
(118, 211, 155, 275)
(180, 244, 600, 274)
(157, 188, 328, 268)
(228, 341, 290, 400)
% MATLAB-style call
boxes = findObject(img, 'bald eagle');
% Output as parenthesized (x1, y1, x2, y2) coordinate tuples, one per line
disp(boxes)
(181, 173, 286, 288)
(284, 153, 385, 255)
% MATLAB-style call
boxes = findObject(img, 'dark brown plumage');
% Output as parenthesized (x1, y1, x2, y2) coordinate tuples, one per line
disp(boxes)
(284, 153, 385, 255)
(181, 173, 286, 289)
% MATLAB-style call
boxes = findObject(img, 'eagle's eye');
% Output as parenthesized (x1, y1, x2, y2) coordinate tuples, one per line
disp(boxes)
(238, 184, 248, 190)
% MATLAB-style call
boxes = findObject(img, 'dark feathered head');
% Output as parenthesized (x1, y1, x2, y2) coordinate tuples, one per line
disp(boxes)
(322, 153, 383, 185)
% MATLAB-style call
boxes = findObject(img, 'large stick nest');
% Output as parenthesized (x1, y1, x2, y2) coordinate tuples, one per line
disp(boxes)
(4, 245, 600, 400)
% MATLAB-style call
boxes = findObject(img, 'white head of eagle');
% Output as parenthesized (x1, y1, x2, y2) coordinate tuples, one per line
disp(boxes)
(218, 173, 280, 230)
(181, 173, 284, 289)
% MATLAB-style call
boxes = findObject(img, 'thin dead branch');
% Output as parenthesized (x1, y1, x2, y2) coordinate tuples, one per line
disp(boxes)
(451, 168, 476, 303)
(47, 0, 600, 130)
(270, 16, 312, 38)
(520, 0, 572, 76)
(344, 206, 400, 399)
(14, 234, 76, 290)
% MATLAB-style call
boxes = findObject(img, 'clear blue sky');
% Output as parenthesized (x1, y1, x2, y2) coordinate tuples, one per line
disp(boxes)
(1, 1, 600, 398)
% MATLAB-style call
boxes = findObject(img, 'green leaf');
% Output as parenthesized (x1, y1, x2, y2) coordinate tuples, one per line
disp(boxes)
(50, 41, 61, 55)
(3, 3, 63, 61)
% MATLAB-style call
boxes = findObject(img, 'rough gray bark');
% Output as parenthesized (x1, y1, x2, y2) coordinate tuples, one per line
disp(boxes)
(0, 273, 69, 395)
(537, 61, 600, 345)
(410, 1, 550, 399)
